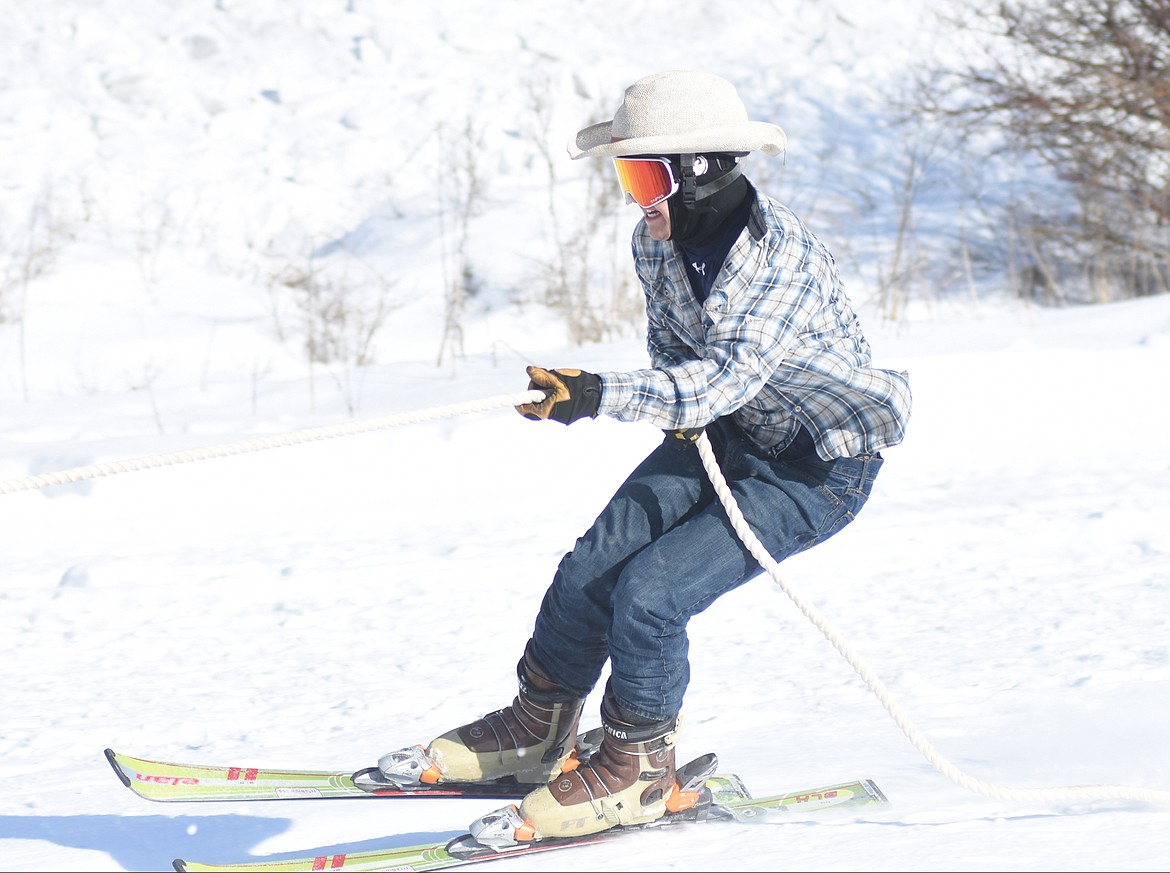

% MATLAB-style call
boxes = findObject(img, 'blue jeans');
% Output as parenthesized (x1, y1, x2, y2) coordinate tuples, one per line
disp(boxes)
(528, 417, 883, 722)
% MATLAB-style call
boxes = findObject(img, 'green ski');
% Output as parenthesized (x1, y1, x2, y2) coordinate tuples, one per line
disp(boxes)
(105, 732, 602, 802)
(172, 774, 887, 872)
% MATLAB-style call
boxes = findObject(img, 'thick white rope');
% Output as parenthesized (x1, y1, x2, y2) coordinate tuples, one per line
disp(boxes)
(693, 431, 1170, 806)
(0, 390, 547, 495)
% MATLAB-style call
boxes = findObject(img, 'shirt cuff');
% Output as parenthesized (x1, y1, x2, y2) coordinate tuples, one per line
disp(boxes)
(597, 372, 634, 417)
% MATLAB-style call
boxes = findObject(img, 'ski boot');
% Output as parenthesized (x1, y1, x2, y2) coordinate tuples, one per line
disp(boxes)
(469, 687, 695, 845)
(375, 642, 585, 787)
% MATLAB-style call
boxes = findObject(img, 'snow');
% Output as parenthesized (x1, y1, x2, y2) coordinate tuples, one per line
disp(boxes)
(2, 2, 1169, 871)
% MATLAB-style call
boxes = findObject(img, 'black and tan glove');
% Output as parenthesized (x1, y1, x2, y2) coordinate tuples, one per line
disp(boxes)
(516, 365, 602, 424)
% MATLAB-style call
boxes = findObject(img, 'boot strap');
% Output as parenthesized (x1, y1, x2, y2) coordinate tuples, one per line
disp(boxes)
(600, 702, 680, 746)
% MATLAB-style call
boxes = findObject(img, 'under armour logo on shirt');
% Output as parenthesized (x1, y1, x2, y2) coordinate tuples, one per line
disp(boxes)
(691, 261, 707, 276)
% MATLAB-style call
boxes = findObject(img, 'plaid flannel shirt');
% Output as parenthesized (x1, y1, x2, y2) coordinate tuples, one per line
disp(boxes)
(598, 189, 911, 460)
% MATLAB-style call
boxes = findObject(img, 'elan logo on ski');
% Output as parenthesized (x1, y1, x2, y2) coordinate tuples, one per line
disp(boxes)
(136, 774, 199, 786)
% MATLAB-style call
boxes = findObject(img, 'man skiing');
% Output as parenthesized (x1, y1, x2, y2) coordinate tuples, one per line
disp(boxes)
(378, 69, 911, 845)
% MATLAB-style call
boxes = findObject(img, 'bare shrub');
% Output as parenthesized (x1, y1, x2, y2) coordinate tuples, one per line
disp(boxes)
(265, 243, 400, 413)
(1, 184, 76, 399)
(519, 69, 642, 346)
(435, 116, 487, 368)
(914, 0, 1170, 303)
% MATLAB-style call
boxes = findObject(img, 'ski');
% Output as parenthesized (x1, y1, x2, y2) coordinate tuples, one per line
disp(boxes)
(106, 730, 604, 803)
(172, 772, 887, 872)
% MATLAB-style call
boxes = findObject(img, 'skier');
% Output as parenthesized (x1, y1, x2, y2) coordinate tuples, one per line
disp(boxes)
(378, 70, 911, 844)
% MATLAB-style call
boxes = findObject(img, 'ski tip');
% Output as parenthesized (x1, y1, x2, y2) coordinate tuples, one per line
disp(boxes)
(104, 749, 132, 788)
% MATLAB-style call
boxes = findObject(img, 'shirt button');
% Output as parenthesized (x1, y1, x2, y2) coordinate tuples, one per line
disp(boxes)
(794, 405, 802, 413)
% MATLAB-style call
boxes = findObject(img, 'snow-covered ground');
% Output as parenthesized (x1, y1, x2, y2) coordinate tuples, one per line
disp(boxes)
(3, 2, 1169, 871)
(4, 291, 1169, 873)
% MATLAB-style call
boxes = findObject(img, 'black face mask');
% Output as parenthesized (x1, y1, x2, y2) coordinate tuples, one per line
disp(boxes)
(665, 154, 750, 246)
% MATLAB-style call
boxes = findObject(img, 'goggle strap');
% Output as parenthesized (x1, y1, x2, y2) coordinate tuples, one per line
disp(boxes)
(680, 153, 743, 209)
(693, 164, 743, 202)
(680, 152, 697, 206)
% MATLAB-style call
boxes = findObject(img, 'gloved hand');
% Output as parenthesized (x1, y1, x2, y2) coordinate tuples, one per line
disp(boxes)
(516, 365, 602, 424)
(665, 427, 705, 442)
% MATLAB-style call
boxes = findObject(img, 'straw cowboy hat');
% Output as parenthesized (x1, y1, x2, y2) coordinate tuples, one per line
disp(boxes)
(567, 70, 787, 160)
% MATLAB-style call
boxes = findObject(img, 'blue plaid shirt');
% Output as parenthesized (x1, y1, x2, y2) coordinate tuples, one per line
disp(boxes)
(598, 188, 911, 460)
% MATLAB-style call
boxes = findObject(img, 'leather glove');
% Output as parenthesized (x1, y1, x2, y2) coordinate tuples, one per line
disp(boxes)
(665, 427, 705, 442)
(517, 366, 602, 424)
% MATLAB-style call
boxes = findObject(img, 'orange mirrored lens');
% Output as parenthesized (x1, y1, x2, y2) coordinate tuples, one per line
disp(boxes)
(613, 158, 677, 208)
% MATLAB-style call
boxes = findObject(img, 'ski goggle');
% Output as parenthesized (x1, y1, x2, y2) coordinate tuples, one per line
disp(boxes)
(613, 157, 679, 208)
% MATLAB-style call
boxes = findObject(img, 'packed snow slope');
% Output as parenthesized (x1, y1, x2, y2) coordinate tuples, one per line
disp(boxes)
(2, 1, 1169, 872)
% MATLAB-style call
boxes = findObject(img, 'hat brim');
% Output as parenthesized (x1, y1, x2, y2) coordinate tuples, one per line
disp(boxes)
(567, 120, 787, 160)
